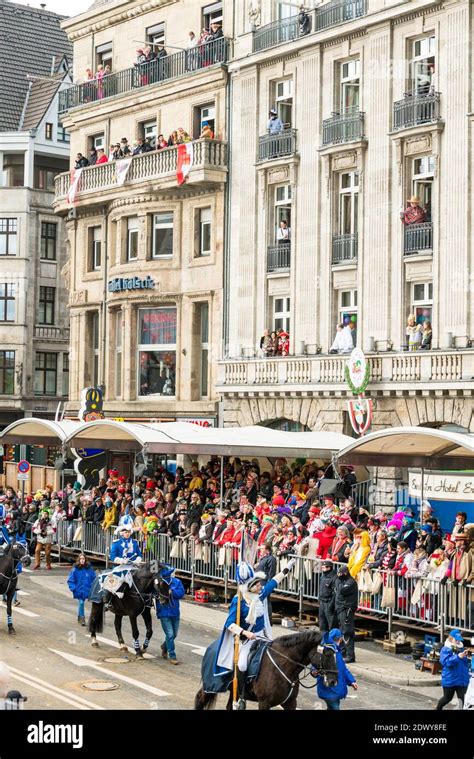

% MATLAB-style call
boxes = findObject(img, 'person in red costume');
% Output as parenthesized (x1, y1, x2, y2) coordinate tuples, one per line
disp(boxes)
(400, 195, 426, 225)
(315, 517, 337, 560)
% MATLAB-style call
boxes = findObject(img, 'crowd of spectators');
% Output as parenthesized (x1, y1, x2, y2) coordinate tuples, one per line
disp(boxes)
(259, 329, 290, 357)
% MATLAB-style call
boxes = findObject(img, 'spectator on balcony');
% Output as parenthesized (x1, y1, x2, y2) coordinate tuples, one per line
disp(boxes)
(120, 138, 132, 156)
(400, 195, 426, 225)
(277, 219, 290, 245)
(268, 109, 284, 135)
(96, 64, 105, 99)
(111, 143, 123, 161)
(406, 314, 422, 351)
(331, 321, 355, 354)
(208, 21, 223, 42)
(260, 329, 273, 357)
(168, 131, 179, 147)
(420, 321, 432, 350)
(89, 147, 98, 166)
(186, 31, 198, 71)
(200, 121, 214, 139)
(156, 134, 169, 150)
(95, 148, 108, 165)
(132, 138, 152, 156)
(298, 5, 311, 35)
(177, 128, 192, 144)
(75, 153, 89, 169)
(277, 329, 290, 356)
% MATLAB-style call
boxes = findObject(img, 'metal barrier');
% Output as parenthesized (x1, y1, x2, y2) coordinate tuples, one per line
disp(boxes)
(51, 522, 474, 634)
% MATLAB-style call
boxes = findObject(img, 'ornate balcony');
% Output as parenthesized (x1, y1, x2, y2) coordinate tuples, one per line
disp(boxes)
(393, 91, 441, 132)
(257, 129, 297, 163)
(322, 110, 365, 147)
(267, 243, 291, 272)
(332, 233, 358, 264)
(315, 0, 366, 32)
(404, 222, 433, 255)
(34, 326, 70, 341)
(217, 350, 474, 393)
(53, 139, 227, 211)
(58, 38, 230, 114)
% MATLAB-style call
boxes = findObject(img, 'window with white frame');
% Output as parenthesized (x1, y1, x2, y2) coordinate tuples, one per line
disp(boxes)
(412, 282, 433, 325)
(195, 104, 215, 139)
(411, 35, 436, 94)
(115, 310, 122, 397)
(339, 290, 357, 345)
(198, 208, 212, 257)
(146, 22, 165, 49)
(96, 42, 113, 70)
(152, 212, 173, 258)
(127, 217, 139, 261)
(91, 133, 105, 151)
(138, 307, 177, 397)
(339, 59, 360, 112)
(338, 172, 359, 236)
(275, 79, 293, 127)
(203, 1, 222, 27)
(274, 185, 292, 243)
(140, 119, 157, 149)
(273, 297, 290, 332)
(89, 226, 102, 271)
(199, 302, 209, 398)
(412, 156, 434, 222)
(57, 121, 70, 143)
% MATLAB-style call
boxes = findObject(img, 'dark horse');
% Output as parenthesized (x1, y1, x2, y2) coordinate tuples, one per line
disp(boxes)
(88, 562, 165, 658)
(194, 630, 338, 711)
(0, 541, 30, 634)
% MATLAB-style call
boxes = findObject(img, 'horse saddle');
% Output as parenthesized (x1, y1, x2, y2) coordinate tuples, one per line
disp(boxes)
(247, 639, 272, 682)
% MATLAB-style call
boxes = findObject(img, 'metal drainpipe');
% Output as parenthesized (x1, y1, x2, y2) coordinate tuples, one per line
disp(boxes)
(101, 206, 109, 389)
(222, 66, 233, 358)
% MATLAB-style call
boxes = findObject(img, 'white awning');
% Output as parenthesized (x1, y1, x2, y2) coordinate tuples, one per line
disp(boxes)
(0, 418, 82, 446)
(337, 426, 474, 470)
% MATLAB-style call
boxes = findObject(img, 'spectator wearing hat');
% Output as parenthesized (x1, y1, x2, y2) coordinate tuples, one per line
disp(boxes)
(156, 566, 185, 665)
(399, 516, 418, 552)
(334, 564, 358, 662)
(267, 109, 284, 135)
(313, 628, 357, 710)
(400, 195, 426, 225)
(340, 465, 357, 498)
(257, 515, 274, 549)
(319, 560, 338, 634)
(315, 518, 337, 560)
(436, 629, 470, 710)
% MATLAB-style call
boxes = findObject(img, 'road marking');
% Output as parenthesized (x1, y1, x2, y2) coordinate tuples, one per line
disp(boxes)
(49, 649, 171, 697)
(177, 641, 206, 656)
(17, 590, 30, 596)
(8, 666, 105, 711)
(89, 634, 156, 659)
(0, 601, 39, 618)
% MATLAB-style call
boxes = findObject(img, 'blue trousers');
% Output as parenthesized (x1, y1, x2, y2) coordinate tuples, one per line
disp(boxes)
(323, 699, 341, 710)
(160, 616, 180, 660)
(77, 599, 85, 617)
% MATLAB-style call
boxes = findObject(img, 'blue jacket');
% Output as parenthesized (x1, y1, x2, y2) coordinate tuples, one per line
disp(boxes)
(316, 643, 356, 701)
(109, 537, 142, 564)
(67, 563, 97, 600)
(155, 577, 185, 619)
(225, 578, 277, 634)
(440, 645, 470, 688)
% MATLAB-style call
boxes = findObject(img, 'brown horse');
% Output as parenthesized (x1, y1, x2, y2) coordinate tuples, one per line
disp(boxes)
(194, 630, 337, 710)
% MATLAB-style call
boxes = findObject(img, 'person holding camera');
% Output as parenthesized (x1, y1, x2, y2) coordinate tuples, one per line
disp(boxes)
(32, 507, 55, 570)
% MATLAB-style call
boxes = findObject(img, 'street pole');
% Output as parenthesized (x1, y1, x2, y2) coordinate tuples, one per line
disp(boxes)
(220, 455, 224, 509)
(20, 443, 26, 510)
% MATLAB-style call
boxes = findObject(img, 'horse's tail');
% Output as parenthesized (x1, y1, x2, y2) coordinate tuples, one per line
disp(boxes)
(88, 601, 104, 635)
(194, 687, 217, 711)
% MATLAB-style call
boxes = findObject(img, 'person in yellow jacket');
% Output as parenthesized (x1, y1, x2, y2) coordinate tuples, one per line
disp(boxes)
(101, 499, 118, 532)
(347, 529, 371, 579)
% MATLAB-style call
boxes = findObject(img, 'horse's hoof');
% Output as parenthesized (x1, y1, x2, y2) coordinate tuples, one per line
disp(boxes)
(91, 640, 99, 648)
(120, 644, 128, 652)
(8, 627, 16, 635)
(135, 651, 144, 659)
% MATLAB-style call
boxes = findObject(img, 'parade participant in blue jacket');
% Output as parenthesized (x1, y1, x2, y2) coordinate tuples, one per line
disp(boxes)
(214, 558, 296, 708)
(155, 565, 185, 665)
(436, 629, 470, 710)
(109, 525, 142, 565)
(0, 502, 10, 549)
(313, 628, 357, 710)
(67, 553, 96, 626)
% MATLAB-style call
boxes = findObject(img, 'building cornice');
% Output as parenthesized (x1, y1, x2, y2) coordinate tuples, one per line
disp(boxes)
(63, 0, 176, 41)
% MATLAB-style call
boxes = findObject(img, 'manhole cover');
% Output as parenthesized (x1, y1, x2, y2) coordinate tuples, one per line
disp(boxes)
(103, 657, 129, 664)
(82, 681, 119, 691)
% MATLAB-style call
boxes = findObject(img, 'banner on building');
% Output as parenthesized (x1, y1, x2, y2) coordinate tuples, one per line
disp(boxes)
(409, 470, 474, 502)
(115, 158, 132, 186)
(67, 168, 83, 204)
(176, 143, 194, 185)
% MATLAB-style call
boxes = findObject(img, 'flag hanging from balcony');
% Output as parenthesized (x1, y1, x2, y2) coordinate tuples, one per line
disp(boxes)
(176, 142, 193, 185)
(67, 168, 83, 205)
(115, 158, 132, 187)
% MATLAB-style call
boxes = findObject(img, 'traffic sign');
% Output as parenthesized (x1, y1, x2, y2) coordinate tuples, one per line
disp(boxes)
(18, 460, 30, 474)
(17, 473, 29, 481)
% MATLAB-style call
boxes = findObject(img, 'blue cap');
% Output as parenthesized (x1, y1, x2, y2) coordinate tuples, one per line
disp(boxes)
(160, 565, 175, 582)
(421, 524, 432, 533)
(328, 628, 343, 643)
(449, 629, 464, 642)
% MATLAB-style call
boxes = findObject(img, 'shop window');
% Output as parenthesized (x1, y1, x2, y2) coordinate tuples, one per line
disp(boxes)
(138, 307, 177, 397)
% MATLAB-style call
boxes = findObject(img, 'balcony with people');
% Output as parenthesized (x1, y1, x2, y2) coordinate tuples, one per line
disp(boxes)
(258, 109, 297, 163)
(59, 27, 230, 114)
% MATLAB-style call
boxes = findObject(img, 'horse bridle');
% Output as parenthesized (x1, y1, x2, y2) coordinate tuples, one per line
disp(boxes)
(265, 642, 337, 705)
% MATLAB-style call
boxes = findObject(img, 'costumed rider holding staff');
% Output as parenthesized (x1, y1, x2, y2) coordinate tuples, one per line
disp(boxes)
(216, 557, 297, 709)
(102, 525, 143, 606)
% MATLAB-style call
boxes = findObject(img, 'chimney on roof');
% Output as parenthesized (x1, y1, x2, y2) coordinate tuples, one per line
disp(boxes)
(40, 3, 46, 8)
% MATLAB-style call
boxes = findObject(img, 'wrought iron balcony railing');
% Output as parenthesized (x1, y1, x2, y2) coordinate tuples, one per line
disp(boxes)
(257, 129, 297, 162)
(393, 91, 441, 131)
(59, 38, 230, 113)
(322, 110, 365, 147)
(332, 233, 358, 264)
(267, 243, 291, 272)
(404, 222, 433, 255)
(252, 1, 366, 53)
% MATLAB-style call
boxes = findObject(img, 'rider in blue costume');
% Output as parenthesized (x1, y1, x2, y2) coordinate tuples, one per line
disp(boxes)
(214, 559, 296, 708)
(109, 525, 142, 565)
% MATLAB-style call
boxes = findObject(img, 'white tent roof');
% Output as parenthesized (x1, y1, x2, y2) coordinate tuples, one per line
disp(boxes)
(0, 418, 353, 459)
(337, 426, 474, 470)
(0, 418, 82, 446)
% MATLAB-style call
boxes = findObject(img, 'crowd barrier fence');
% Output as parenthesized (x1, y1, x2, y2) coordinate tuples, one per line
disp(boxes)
(51, 521, 473, 636)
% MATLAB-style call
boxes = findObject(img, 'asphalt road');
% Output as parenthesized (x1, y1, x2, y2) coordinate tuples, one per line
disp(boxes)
(1, 565, 440, 711)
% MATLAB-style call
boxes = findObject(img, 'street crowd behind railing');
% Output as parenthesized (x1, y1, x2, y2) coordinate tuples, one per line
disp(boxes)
(1, 454, 472, 634)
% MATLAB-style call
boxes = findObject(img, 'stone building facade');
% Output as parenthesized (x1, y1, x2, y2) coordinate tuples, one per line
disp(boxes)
(217, 0, 474, 435)
(55, 0, 231, 425)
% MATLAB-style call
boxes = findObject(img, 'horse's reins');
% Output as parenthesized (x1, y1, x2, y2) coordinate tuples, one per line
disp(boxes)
(0, 543, 26, 593)
(264, 645, 317, 705)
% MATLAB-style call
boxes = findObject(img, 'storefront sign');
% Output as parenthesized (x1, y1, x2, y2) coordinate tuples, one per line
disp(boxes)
(108, 276, 155, 293)
(181, 418, 216, 428)
(409, 471, 474, 502)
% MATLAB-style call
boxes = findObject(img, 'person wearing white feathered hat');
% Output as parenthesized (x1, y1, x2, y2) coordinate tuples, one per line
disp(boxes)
(109, 524, 142, 566)
(214, 558, 296, 708)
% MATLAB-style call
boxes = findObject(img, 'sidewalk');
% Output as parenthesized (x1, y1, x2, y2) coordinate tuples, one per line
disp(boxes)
(180, 599, 442, 689)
